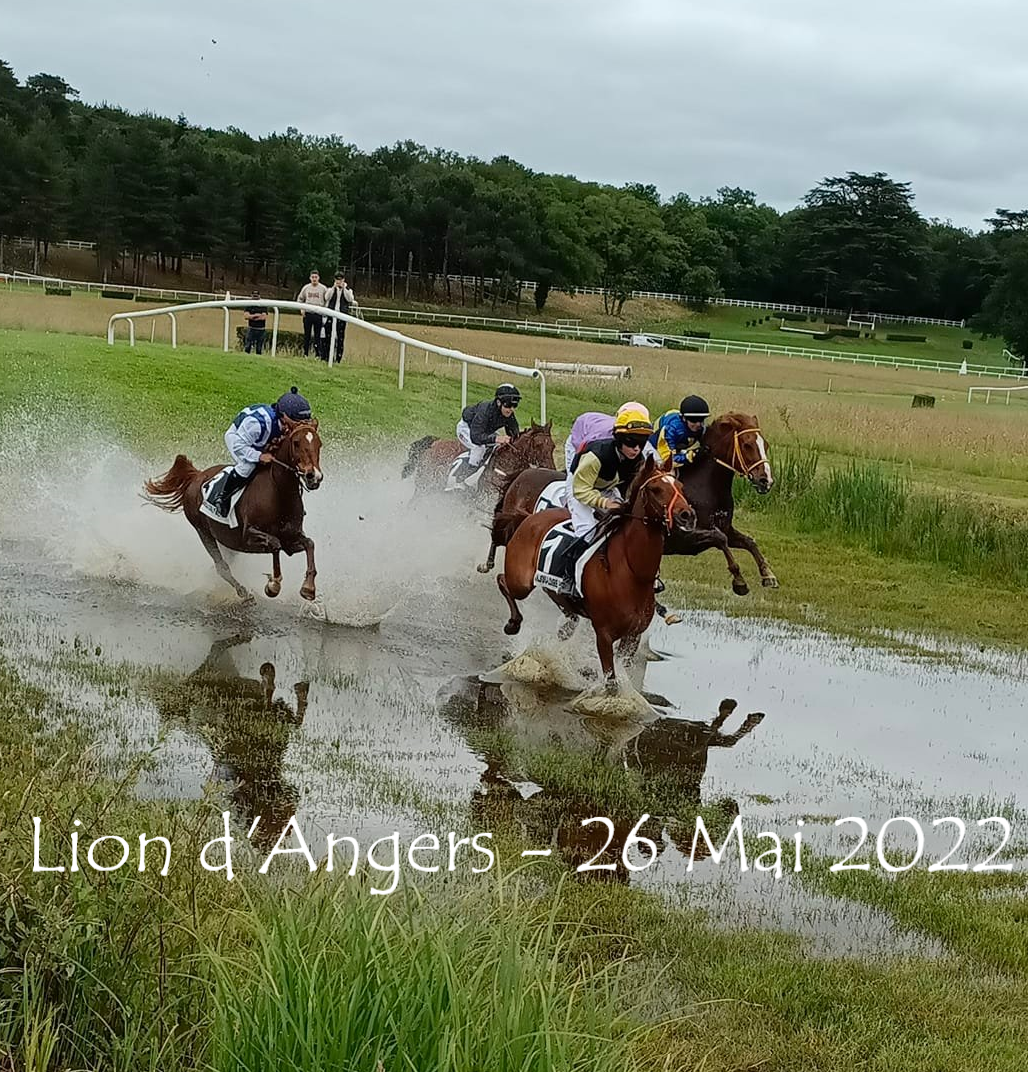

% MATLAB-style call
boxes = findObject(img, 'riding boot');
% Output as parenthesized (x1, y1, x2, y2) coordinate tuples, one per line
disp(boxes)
(461, 461, 484, 488)
(446, 459, 471, 491)
(653, 574, 666, 595)
(559, 534, 592, 593)
(210, 468, 249, 517)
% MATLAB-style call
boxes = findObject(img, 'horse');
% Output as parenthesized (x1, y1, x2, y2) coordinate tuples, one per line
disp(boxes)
(143, 417, 323, 604)
(495, 455, 696, 688)
(400, 421, 556, 499)
(480, 412, 777, 596)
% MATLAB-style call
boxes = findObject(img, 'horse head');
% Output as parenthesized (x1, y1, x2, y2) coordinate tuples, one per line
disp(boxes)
(704, 413, 773, 494)
(495, 420, 555, 471)
(274, 417, 323, 491)
(627, 456, 696, 534)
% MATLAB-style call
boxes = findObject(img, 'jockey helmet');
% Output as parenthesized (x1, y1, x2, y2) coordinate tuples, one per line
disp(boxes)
(613, 408, 654, 439)
(275, 386, 313, 421)
(616, 401, 651, 421)
(495, 383, 521, 407)
(679, 395, 710, 420)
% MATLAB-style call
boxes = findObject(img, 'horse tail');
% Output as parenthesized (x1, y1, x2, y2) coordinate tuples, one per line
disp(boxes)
(491, 505, 531, 549)
(144, 454, 199, 512)
(401, 435, 439, 478)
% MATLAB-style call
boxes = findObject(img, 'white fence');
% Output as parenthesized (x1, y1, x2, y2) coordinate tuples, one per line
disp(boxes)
(966, 384, 1028, 405)
(535, 360, 632, 380)
(106, 300, 547, 421)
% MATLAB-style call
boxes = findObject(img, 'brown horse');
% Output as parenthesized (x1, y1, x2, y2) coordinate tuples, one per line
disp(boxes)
(143, 418, 323, 603)
(495, 455, 696, 687)
(481, 412, 776, 596)
(400, 421, 556, 498)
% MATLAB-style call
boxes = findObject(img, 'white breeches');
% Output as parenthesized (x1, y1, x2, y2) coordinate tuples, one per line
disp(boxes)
(456, 420, 487, 466)
(224, 428, 258, 477)
(563, 435, 576, 470)
(566, 474, 624, 539)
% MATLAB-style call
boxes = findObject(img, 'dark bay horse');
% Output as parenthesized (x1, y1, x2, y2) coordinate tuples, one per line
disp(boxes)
(143, 418, 323, 603)
(481, 412, 777, 595)
(495, 456, 696, 687)
(401, 421, 556, 499)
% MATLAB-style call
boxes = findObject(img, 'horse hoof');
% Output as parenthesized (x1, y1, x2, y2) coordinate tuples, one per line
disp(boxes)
(732, 581, 750, 597)
(476, 563, 492, 574)
(239, 592, 256, 606)
(504, 621, 521, 636)
(265, 582, 282, 598)
(663, 612, 684, 626)
(762, 576, 779, 589)
(300, 587, 316, 602)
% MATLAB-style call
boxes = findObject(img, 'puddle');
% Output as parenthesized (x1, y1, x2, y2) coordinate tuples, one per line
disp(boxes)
(1, 441, 1025, 959)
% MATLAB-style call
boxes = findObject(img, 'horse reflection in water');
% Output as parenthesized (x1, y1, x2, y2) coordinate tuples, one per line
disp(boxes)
(154, 634, 309, 852)
(436, 676, 765, 884)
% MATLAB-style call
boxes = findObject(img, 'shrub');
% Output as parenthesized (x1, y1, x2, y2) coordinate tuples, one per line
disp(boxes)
(101, 289, 135, 300)
(44, 286, 71, 296)
(962, 339, 973, 350)
(776, 311, 807, 322)
(885, 333, 928, 343)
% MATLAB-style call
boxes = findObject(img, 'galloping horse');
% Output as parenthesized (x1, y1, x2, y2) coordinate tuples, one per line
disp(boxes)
(480, 412, 776, 595)
(401, 421, 556, 498)
(495, 455, 696, 687)
(143, 418, 323, 603)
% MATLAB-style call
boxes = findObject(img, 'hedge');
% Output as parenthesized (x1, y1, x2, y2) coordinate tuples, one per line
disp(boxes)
(101, 289, 136, 300)
(962, 340, 973, 350)
(885, 333, 928, 343)
(683, 329, 710, 339)
(776, 311, 807, 322)
(45, 286, 72, 296)
(235, 326, 307, 354)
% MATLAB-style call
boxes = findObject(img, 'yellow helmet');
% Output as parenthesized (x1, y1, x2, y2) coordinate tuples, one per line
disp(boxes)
(616, 401, 650, 421)
(613, 408, 653, 437)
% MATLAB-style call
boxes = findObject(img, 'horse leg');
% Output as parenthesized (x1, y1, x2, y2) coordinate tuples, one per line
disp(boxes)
(265, 550, 283, 598)
(195, 525, 253, 603)
(497, 574, 524, 635)
(299, 536, 317, 601)
(557, 610, 579, 642)
(617, 634, 641, 666)
(595, 627, 618, 692)
(727, 525, 778, 588)
(688, 527, 749, 596)
(477, 537, 498, 574)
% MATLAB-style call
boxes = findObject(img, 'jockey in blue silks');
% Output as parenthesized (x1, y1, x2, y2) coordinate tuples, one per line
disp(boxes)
(208, 387, 313, 518)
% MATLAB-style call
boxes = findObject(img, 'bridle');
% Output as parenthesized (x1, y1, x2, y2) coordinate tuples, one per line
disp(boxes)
(269, 424, 319, 487)
(632, 472, 690, 534)
(713, 426, 767, 479)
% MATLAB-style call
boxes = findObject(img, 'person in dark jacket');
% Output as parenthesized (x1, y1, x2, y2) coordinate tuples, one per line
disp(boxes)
(320, 272, 355, 363)
(447, 383, 521, 489)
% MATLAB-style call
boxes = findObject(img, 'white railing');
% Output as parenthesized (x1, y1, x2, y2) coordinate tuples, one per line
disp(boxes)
(535, 360, 631, 380)
(105, 300, 546, 420)
(967, 384, 1028, 405)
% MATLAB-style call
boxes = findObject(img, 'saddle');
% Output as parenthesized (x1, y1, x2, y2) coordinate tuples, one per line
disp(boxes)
(534, 520, 609, 596)
(534, 479, 567, 512)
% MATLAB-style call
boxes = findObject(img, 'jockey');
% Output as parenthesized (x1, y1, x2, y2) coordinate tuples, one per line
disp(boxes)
(652, 395, 710, 470)
(553, 408, 654, 590)
(563, 402, 658, 470)
(449, 383, 521, 488)
(208, 387, 313, 518)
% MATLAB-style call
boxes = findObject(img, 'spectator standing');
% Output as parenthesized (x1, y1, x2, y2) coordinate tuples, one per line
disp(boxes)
(243, 289, 268, 354)
(321, 272, 356, 363)
(296, 270, 328, 357)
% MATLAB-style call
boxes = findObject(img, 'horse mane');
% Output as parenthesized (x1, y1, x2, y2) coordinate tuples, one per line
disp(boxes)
(702, 412, 758, 462)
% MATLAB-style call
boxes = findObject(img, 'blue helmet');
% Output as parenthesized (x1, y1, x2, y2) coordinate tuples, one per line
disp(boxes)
(275, 386, 312, 421)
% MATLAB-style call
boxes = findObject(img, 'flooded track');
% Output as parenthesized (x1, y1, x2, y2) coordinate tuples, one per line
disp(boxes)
(1, 442, 1025, 958)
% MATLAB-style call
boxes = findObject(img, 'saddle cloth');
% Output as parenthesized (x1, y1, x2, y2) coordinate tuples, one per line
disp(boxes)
(534, 519, 609, 596)
(534, 479, 568, 512)
(445, 451, 486, 491)
(198, 467, 247, 528)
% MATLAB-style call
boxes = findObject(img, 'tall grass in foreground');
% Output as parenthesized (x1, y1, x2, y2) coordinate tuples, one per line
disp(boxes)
(738, 446, 1028, 586)
(209, 878, 663, 1072)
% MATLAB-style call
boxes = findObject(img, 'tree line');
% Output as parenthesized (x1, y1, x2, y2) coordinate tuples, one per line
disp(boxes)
(1, 59, 1027, 352)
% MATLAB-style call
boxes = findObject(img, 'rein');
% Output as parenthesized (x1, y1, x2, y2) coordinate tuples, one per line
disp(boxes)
(712, 427, 765, 478)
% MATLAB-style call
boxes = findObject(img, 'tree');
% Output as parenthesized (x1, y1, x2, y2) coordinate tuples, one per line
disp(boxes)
(973, 213, 1028, 370)
(789, 172, 930, 311)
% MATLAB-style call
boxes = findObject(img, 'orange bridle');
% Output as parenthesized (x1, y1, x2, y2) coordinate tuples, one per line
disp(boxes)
(640, 472, 689, 533)
(713, 427, 767, 478)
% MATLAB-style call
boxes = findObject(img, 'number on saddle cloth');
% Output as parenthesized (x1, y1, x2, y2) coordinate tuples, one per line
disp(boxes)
(534, 480, 567, 512)
(533, 521, 607, 595)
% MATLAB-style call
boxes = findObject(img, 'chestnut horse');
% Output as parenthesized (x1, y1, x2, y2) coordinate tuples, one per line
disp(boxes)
(143, 418, 323, 603)
(495, 455, 696, 687)
(400, 421, 556, 498)
(481, 412, 776, 595)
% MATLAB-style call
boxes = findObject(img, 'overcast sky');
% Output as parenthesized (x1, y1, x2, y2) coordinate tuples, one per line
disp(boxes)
(3, 0, 1025, 229)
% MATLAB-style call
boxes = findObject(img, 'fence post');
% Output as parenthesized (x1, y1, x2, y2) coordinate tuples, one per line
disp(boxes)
(271, 307, 280, 357)
(398, 341, 406, 391)
(168, 312, 177, 348)
(461, 360, 468, 411)
(223, 308, 230, 353)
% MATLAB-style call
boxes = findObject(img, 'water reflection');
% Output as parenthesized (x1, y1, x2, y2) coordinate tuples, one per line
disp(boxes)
(437, 676, 765, 883)
(153, 634, 308, 850)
